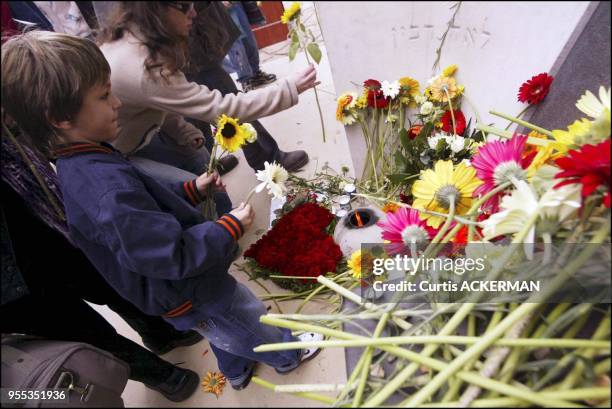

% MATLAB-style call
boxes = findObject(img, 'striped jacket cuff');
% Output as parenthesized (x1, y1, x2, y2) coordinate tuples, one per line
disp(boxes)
(215, 214, 244, 242)
(183, 179, 205, 206)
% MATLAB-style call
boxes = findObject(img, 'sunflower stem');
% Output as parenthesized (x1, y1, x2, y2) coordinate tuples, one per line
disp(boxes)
(244, 187, 257, 205)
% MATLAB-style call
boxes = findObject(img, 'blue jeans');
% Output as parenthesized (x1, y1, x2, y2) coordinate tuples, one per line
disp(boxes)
(128, 131, 232, 217)
(191, 283, 301, 384)
(223, 3, 261, 83)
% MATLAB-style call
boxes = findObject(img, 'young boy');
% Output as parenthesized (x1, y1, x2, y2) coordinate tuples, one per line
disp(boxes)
(1, 30, 322, 391)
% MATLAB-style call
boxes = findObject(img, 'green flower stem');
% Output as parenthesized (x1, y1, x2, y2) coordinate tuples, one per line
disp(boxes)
(296, 272, 350, 314)
(259, 317, 580, 407)
(369, 211, 542, 407)
(250, 376, 336, 404)
(253, 335, 610, 353)
(595, 358, 610, 376)
(558, 313, 611, 390)
(241, 269, 283, 314)
(353, 312, 390, 407)
(429, 197, 456, 245)
(418, 388, 611, 408)
(475, 124, 551, 147)
(504, 105, 532, 130)
(358, 118, 379, 189)
(296, 16, 326, 143)
(3, 122, 66, 221)
(442, 310, 505, 402)
(444, 88, 458, 134)
(266, 309, 431, 322)
(489, 110, 554, 138)
(244, 186, 257, 205)
(404, 213, 611, 407)
(268, 275, 319, 280)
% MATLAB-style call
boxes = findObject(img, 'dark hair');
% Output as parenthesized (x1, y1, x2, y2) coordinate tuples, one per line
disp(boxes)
(96, 1, 188, 81)
(1, 31, 110, 157)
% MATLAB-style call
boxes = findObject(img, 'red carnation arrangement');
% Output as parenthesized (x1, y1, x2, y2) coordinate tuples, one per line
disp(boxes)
(440, 109, 466, 135)
(244, 202, 343, 290)
(364, 79, 390, 109)
(554, 139, 611, 208)
(517, 73, 554, 105)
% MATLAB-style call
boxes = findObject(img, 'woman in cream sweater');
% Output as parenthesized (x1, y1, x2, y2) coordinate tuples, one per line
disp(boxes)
(97, 1, 318, 183)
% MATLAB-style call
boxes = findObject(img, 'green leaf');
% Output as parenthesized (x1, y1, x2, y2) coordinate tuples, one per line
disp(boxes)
(288, 41, 300, 61)
(306, 42, 322, 64)
(399, 128, 410, 151)
(291, 30, 299, 45)
(387, 173, 411, 184)
(418, 122, 434, 140)
(394, 150, 405, 168)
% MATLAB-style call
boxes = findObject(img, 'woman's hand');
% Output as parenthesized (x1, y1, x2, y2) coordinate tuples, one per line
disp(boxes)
(289, 64, 320, 94)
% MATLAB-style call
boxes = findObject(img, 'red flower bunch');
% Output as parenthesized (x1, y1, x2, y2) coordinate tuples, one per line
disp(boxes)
(517, 73, 554, 105)
(408, 125, 423, 140)
(554, 139, 611, 208)
(363, 79, 390, 109)
(440, 109, 466, 135)
(244, 203, 343, 285)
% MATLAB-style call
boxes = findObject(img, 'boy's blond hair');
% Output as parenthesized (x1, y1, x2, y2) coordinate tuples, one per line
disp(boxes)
(1, 31, 110, 156)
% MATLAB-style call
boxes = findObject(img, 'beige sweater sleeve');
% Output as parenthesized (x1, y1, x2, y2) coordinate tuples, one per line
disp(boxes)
(160, 114, 204, 147)
(141, 70, 299, 125)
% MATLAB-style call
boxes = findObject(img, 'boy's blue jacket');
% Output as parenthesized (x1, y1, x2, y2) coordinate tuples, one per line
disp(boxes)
(55, 143, 242, 328)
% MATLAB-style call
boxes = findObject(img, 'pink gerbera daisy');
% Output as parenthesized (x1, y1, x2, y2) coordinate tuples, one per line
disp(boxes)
(471, 134, 535, 212)
(377, 207, 437, 255)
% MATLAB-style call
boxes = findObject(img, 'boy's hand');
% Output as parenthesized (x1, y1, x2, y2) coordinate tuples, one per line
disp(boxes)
(195, 171, 225, 194)
(290, 64, 320, 94)
(230, 203, 255, 231)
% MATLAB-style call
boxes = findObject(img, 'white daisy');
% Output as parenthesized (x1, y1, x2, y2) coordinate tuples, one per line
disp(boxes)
(420, 101, 434, 115)
(242, 123, 258, 143)
(255, 161, 289, 199)
(449, 136, 465, 153)
(381, 80, 401, 99)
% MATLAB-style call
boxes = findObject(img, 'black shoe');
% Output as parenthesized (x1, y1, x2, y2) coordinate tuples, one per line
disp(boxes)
(252, 70, 277, 83)
(276, 150, 309, 173)
(143, 330, 203, 355)
(146, 367, 200, 402)
(230, 363, 256, 390)
(216, 155, 239, 176)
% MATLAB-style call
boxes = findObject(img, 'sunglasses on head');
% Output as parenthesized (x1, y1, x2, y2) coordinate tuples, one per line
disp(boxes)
(167, 1, 195, 14)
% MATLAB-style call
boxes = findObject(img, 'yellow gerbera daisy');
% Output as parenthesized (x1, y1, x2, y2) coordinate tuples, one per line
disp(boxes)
(201, 371, 227, 399)
(428, 76, 458, 102)
(336, 92, 358, 125)
(551, 118, 590, 153)
(215, 114, 248, 153)
(442, 64, 458, 77)
(281, 2, 301, 24)
(347, 249, 363, 280)
(355, 90, 369, 109)
(398, 77, 420, 104)
(412, 161, 482, 228)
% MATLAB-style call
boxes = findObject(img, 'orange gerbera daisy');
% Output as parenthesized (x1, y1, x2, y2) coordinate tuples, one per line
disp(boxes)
(201, 371, 227, 399)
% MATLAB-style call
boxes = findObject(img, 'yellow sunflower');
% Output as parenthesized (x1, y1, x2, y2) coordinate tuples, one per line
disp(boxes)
(336, 92, 358, 125)
(428, 76, 459, 103)
(412, 160, 481, 228)
(347, 249, 363, 280)
(215, 114, 248, 153)
(281, 2, 301, 24)
(201, 371, 226, 399)
(355, 90, 369, 109)
(398, 77, 420, 104)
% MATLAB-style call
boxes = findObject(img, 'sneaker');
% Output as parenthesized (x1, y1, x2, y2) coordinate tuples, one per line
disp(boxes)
(230, 362, 256, 390)
(275, 332, 324, 375)
(143, 330, 204, 355)
(216, 154, 239, 176)
(146, 367, 200, 402)
(252, 70, 277, 84)
(276, 150, 309, 173)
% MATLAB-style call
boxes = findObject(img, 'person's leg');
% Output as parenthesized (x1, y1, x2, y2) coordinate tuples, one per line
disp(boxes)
(134, 131, 210, 176)
(233, 3, 260, 74)
(128, 154, 232, 217)
(226, 5, 255, 86)
(192, 283, 303, 387)
(1, 295, 174, 386)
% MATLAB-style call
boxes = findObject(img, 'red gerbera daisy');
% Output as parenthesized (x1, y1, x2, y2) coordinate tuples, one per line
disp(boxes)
(440, 110, 466, 135)
(517, 73, 554, 105)
(363, 79, 390, 108)
(554, 139, 611, 208)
